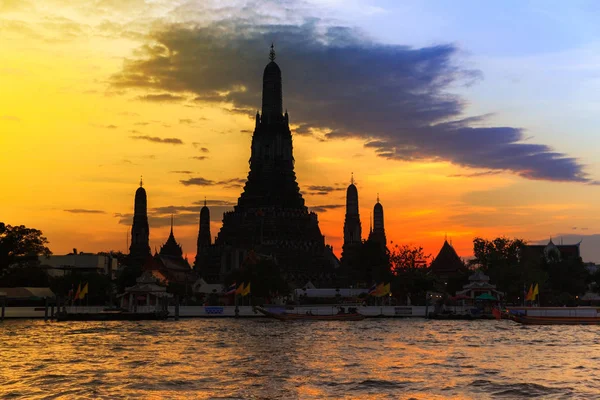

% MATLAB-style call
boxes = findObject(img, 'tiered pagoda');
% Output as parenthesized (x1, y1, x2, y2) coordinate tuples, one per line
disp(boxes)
(196, 46, 338, 285)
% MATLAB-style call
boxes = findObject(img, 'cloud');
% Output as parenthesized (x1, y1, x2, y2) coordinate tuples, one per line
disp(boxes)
(112, 20, 593, 184)
(179, 118, 194, 124)
(180, 176, 246, 187)
(138, 93, 185, 102)
(170, 170, 194, 174)
(309, 204, 344, 213)
(192, 143, 210, 152)
(305, 185, 345, 196)
(130, 135, 184, 144)
(448, 170, 503, 178)
(191, 156, 208, 160)
(64, 209, 106, 214)
(180, 177, 214, 186)
(115, 200, 236, 227)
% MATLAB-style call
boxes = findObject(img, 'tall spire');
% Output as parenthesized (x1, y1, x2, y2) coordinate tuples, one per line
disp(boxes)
(140, 175, 143, 187)
(170, 214, 174, 235)
(261, 44, 283, 122)
(351, 172, 354, 185)
(130, 178, 151, 262)
(343, 176, 361, 245)
(269, 43, 276, 61)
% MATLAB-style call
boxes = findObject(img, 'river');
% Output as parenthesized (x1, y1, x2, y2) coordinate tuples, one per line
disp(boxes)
(1, 319, 599, 399)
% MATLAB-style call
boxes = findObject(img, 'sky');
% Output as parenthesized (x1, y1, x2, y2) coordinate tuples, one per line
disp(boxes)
(1, 0, 600, 262)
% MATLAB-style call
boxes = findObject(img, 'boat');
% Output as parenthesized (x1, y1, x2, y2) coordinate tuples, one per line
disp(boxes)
(255, 306, 366, 321)
(508, 307, 600, 325)
(55, 309, 169, 321)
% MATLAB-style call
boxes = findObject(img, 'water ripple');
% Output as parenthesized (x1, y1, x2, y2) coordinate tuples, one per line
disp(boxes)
(1, 319, 600, 399)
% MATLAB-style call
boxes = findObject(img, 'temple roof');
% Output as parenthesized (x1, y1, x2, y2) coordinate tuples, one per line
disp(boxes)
(430, 240, 465, 274)
(159, 216, 183, 258)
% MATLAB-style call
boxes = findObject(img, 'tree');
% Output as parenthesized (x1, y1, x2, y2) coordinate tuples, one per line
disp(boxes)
(389, 244, 435, 305)
(0, 222, 52, 279)
(470, 237, 526, 303)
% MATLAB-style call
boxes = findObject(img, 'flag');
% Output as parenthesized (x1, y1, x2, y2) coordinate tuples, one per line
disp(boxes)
(79, 283, 88, 299)
(367, 283, 377, 295)
(532, 283, 539, 299)
(371, 283, 384, 296)
(74, 283, 82, 300)
(525, 284, 533, 301)
(492, 307, 502, 320)
(242, 282, 251, 296)
(226, 282, 237, 295)
(377, 283, 390, 297)
(235, 282, 245, 295)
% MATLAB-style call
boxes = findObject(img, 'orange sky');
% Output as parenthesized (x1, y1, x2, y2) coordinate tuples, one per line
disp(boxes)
(2, 1, 600, 262)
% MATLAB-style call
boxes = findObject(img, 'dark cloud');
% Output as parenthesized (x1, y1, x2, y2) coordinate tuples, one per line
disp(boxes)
(448, 170, 502, 178)
(113, 21, 593, 184)
(193, 199, 237, 206)
(170, 170, 194, 174)
(309, 204, 344, 213)
(179, 118, 194, 124)
(138, 93, 185, 102)
(305, 185, 345, 196)
(180, 177, 214, 186)
(130, 135, 184, 144)
(64, 209, 106, 214)
(191, 156, 208, 161)
(115, 201, 236, 227)
(192, 143, 210, 152)
(180, 177, 246, 188)
(134, 121, 150, 126)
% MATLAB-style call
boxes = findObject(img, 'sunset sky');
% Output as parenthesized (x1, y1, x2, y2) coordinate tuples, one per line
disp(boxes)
(2, 0, 600, 262)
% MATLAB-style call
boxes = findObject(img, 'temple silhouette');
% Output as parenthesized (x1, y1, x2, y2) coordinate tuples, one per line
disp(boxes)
(194, 46, 338, 285)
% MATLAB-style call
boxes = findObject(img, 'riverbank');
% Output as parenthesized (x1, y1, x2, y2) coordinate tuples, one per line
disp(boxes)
(1, 304, 446, 319)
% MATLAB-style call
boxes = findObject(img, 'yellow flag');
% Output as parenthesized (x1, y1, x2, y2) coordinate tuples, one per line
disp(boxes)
(532, 283, 539, 299)
(235, 282, 245, 295)
(372, 283, 384, 296)
(242, 282, 251, 296)
(525, 284, 533, 301)
(79, 282, 88, 299)
(380, 283, 391, 296)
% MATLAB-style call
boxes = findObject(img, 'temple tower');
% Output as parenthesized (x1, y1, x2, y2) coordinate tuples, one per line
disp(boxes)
(129, 177, 150, 263)
(194, 199, 211, 270)
(205, 45, 337, 284)
(368, 194, 387, 248)
(343, 174, 362, 245)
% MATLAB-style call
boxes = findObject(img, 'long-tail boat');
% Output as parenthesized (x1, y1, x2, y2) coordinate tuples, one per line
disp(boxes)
(255, 306, 365, 321)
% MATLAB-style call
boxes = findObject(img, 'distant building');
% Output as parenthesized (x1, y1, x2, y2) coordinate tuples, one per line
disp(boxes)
(523, 239, 581, 262)
(145, 216, 193, 286)
(455, 270, 503, 301)
(39, 251, 118, 278)
(430, 240, 468, 283)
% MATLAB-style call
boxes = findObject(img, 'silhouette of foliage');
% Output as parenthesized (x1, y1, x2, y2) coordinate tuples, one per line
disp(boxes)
(0, 222, 52, 277)
(389, 244, 435, 305)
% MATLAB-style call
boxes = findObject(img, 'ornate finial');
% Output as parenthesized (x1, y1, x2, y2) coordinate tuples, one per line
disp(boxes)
(170, 214, 174, 234)
(351, 172, 354, 185)
(377, 193, 380, 203)
(269, 43, 276, 62)
(204, 196, 207, 207)
(445, 232, 447, 242)
(140, 175, 143, 187)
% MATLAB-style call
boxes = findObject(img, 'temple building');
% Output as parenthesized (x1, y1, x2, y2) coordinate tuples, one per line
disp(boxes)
(367, 194, 387, 249)
(523, 239, 581, 263)
(193, 199, 211, 272)
(430, 239, 467, 282)
(129, 178, 151, 265)
(196, 46, 338, 285)
(343, 174, 362, 246)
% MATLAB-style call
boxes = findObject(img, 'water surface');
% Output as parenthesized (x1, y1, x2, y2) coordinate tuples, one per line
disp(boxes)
(1, 319, 598, 399)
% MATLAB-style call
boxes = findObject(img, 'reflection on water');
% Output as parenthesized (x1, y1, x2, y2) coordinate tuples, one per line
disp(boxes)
(1, 319, 599, 399)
